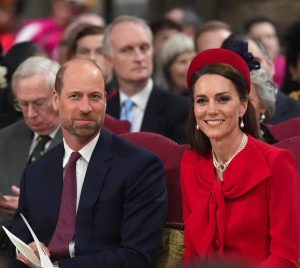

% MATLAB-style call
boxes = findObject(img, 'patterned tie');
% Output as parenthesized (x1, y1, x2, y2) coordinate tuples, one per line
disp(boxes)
(28, 135, 51, 164)
(48, 151, 81, 261)
(120, 99, 134, 124)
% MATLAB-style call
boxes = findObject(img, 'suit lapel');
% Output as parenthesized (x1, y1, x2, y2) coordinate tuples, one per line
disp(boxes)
(141, 85, 165, 131)
(43, 144, 65, 242)
(49, 128, 63, 150)
(106, 93, 121, 119)
(7, 121, 32, 186)
(75, 129, 113, 254)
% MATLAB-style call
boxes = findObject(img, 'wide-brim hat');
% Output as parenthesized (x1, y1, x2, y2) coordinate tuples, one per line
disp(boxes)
(186, 48, 250, 91)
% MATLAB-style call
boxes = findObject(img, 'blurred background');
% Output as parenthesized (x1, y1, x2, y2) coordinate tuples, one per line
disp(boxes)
(19, 0, 300, 32)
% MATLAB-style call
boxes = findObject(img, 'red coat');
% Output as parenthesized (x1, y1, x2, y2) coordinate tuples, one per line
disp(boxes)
(181, 135, 300, 267)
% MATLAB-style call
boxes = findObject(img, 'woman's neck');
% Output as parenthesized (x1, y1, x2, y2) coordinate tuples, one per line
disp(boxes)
(211, 131, 244, 163)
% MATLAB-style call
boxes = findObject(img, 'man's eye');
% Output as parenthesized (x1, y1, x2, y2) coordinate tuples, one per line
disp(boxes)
(69, 94, 79, 99)
(91, 94, 101, 100)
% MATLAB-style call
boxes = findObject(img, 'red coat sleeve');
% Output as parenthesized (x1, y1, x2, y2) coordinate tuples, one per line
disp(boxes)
(258, 150, 300, 267)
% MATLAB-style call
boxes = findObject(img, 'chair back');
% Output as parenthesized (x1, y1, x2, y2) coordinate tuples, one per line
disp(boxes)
(267, 117, 300, 141)
(273, 136, 300, 174)
(119, 131, 189, 226)
(104, 114, 131, 134)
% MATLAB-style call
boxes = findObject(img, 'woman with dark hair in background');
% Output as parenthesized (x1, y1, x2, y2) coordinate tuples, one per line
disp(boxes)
(181, 48, 299, 267)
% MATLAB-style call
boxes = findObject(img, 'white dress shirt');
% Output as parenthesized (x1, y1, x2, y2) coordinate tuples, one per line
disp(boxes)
(119, 79, 153, 132)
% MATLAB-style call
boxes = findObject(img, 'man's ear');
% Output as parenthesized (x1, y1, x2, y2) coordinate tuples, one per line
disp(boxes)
(52, 90, 59, 111)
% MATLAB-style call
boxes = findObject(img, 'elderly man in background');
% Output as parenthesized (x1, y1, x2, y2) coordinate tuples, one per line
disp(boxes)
(0, 56, 61, 227)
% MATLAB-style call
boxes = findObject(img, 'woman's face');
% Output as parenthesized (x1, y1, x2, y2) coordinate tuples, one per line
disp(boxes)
(170, 51, 196, 93)
(249, 83, 265, 123)
(193, 74, 247, 142)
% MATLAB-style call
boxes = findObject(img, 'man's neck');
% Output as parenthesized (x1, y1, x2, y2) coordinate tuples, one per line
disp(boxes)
(118, 79, 150, 97)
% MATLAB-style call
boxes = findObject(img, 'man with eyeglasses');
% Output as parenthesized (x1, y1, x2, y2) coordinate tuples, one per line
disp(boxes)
(0, 56, 62, 229)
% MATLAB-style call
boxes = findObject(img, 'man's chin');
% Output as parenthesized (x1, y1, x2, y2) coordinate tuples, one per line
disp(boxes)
(73, 126, 100, 137)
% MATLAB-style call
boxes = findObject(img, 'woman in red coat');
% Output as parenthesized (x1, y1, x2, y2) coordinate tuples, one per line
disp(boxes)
(181, 48, 300, 267)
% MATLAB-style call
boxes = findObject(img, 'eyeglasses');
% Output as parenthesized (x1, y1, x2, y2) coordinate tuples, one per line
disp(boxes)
(14, 99, 52, 112)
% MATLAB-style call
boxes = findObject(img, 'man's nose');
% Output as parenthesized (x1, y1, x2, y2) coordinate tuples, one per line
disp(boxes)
(26, 104, 38, 117)
(133, 48, 144, 60)
(79, 98, 92, 113)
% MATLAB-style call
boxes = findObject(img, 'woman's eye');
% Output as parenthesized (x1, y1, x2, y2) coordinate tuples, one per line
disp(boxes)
(195, 98, 207, 105)
(218, 96, 230, 103)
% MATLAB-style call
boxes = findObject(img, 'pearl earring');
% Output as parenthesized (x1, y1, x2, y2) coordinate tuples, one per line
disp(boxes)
(196, 124, 199, 130)
(260, 112, 266, 122)
(240, 117, 244, 128)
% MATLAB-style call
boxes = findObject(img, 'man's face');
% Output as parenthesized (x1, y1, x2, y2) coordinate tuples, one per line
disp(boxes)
(15, 74, 59, 135)
(249, 22, 280, 61)
(108, 21, 154, 86)
(53, 60, 106, 144)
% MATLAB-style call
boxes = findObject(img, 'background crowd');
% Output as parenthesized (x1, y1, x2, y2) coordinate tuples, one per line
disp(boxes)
(0, 0, 300, 267)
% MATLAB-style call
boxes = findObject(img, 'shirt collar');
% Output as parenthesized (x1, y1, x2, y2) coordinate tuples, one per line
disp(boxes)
(119, 78, 153, 111)
(63, 132, 100, 168)
(33, 125, 60, 141)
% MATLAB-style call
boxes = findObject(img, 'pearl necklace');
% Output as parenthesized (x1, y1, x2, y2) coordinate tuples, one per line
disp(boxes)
(212, 133, 248, 178)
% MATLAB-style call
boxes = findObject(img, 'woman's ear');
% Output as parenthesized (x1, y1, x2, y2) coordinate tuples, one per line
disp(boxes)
(239, 100, 248, 117)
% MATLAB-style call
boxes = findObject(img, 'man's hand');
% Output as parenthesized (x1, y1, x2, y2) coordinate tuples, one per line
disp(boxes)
(16, 241, 50, 268)
(0, 185, 20, 215)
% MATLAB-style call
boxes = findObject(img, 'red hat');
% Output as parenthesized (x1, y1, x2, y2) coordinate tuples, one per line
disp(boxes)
(186, 48, 251, 92)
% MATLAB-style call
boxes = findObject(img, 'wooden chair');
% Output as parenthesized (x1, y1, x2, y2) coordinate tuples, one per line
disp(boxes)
(119, 132, 189, 268)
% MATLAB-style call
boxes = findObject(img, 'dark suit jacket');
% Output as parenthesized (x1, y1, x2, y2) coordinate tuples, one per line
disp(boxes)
(106, 84, 189, 144)
(267, 91, 300, 124)
(11, 129, 167, 268)
(0, 120, 62, 226)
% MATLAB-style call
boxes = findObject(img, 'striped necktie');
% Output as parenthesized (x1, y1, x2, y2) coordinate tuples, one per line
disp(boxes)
(28, 135, 51, 164)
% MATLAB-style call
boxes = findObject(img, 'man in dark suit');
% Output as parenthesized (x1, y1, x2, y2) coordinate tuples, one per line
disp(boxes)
(102, 15, 189, 144)
(0, 56, 61, 227)
(9, 59, 166, 268)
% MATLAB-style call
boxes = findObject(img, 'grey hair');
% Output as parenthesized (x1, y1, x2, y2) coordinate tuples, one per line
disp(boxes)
(160, 32, 195, 68)
(251, 68, 277, 119)
(102, 15, 153, 57)
(11, 56, 60, 96)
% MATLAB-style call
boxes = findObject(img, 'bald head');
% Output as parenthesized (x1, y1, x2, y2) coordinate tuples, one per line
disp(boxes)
(55, 58, 105, 95)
